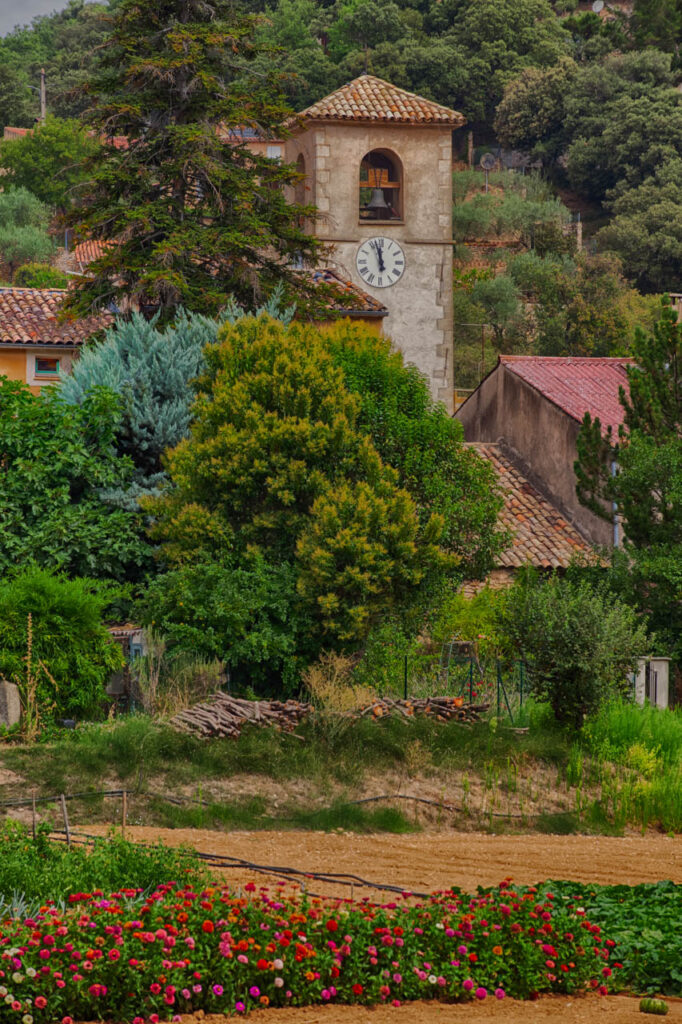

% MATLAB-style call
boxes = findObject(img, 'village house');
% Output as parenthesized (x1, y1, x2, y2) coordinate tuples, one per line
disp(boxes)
(455, 355, 632, 551)
(0, 286, 111, 392)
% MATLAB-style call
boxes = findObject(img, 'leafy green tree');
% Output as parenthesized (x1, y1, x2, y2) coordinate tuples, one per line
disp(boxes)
(495, 51, 682, 203)
(597, 159, 682, 294)
(495, 570, 649, 727)
(0, 567, 123, 719)
(0, 65, 35, 130)
(65, 0, 322, 320)
(494, 58, 578, 162)
(631, 0, 682, 52)
(325, 321, 506, 578)
(469, 275, 522, 348)
(443, 0, 570, 125)
(0, 117, 99, 210)
(0, 378, 150, 582)
(146, 317, 459, 683)
(0, 187, 53, 276)
(575, 301, 682, 659)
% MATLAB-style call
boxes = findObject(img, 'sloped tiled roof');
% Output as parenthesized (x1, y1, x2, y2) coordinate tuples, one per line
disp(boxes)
(0, 288, 112, 346)
(298, 75, 465, 126)
(71, 238, 112, 271)
(469, 442, 594, 569)
(312, 268, 388, 316)
(501, 355, 631, 434)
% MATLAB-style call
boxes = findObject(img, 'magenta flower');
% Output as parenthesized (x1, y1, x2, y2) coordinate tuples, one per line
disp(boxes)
(462, 979, 474, 991)
(495, 988, 506, 999)
(235, 1003, 245, 1013)
(212, 984, 223, 997)
(249, 986, 260, 998)
(475, 987, 487, 1000)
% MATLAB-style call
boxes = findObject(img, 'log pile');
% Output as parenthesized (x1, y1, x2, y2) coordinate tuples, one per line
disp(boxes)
(352, 696, 489, 722)
(170, 692, 489, 739)
(170, 693, 310, 739)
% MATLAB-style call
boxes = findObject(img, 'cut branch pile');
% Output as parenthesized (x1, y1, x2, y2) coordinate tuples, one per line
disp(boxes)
(170, 694, 310, 739)
(169, 692, 489, 739)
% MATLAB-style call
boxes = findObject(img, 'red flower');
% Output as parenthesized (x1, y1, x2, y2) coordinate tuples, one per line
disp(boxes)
(201, 921, 214, 933)
(352, 984, 363, 995)
(326, 920, 338, 932)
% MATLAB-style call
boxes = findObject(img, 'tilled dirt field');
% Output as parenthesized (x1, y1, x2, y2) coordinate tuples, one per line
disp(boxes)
(81, 825, 682, 896)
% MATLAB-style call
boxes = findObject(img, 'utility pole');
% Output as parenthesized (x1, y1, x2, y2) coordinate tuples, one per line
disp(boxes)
(39, 68, 46, 123)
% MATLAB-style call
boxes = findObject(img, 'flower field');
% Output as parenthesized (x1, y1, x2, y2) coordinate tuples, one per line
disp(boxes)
(0, 879, 619, 1023)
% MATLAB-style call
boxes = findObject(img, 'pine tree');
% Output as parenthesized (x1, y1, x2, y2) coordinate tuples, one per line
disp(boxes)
(65, 0, 322, 319)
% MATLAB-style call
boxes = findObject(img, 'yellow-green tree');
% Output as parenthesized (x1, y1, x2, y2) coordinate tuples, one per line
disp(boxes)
(148, 317, 451, 662)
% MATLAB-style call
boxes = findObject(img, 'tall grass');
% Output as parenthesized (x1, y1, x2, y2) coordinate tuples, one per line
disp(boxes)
(582, 699, 682, 767)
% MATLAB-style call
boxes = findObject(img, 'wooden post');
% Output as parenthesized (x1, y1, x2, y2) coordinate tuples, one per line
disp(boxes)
(39, 68, 46, 123)
(31, 789, 36, 841)
(122, 790, 127, 839)
(60, 794, 71, 848)
(467, 130, 474, 169)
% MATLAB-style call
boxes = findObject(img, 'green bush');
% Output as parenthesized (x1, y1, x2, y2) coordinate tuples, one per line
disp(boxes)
(0, 567, 124, 719)
(13, 262, 68, 288)
(494, 570, 649, 727)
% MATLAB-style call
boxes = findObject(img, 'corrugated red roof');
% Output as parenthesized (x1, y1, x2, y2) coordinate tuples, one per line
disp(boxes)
(501, 355, 631, 433)
(0, 288, 112, 346)
(469, 443, 595, 569)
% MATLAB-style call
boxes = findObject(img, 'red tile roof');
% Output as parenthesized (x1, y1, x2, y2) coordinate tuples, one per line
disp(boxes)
(501, 355, 631, 433)
(312, 268, 388, 316)
(71, 238, 112, 270)
(470, 442, 595, 570)
(298, 75, 465, 126)
(0, 288, 112, 346)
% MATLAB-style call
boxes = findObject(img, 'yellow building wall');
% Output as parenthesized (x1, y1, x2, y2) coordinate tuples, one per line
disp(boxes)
(0, 350, 29, 387)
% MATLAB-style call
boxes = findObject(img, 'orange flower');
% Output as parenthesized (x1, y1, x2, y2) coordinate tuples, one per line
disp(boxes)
(259, 996, 270, 1007)
(493, 946, 503, 955)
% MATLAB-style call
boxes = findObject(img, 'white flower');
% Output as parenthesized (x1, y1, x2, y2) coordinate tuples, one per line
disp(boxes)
(274, 978, 284, 988)
(12, 973, 23, 984)
(435, 923, 444, 930)
(0, 987, 7, 997)
(25, 970, 36, 980)
(4, 994, 13, 1004)
(273, 959, 284, 970)
(429, 975, 437, 984)
(22, 1014, 33, 1024)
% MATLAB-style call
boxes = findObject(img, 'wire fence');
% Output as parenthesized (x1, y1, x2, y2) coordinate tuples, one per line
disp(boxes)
(378, 653, 529, 724)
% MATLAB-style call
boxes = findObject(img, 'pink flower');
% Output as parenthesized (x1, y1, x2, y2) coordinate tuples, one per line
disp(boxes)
(249, 986, 260, 998)
(235, 1003, 245, 1014)
(495, 988, 506, 999)
(108, 949, 120, 962)
(475, 987, 487, 1000)
(392, 1000, 401, 1007)
(181, 989, 191, 1000)
(150, 983, 162, 995)
(34, 997, 47, 1009)
(321, 990, 331, 1001)
(462, 979, 474, 992)
(212, 985, 223, 997)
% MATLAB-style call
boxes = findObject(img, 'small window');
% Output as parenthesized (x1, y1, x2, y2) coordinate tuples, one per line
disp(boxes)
(359, 149, 402, 221)
(34, 357, 60, 376)
(266, 144, 283, 160)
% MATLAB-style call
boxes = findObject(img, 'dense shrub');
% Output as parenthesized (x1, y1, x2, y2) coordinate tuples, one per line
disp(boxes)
(495, 571, 649, 727)
(13, 262, 68, 289)
(0, 567, 124, 719)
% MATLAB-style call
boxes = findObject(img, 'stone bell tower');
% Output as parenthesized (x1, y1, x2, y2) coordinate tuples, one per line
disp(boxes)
(286, 74, 465, 413)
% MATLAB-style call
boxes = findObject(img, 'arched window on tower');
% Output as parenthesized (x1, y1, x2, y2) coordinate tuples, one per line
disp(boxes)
(359, 149, 402, 221)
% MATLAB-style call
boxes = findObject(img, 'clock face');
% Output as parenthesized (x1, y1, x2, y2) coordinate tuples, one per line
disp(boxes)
(356, 236, 405, 288)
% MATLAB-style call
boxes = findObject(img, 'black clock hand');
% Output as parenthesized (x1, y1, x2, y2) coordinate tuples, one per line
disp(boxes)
(375, 240, 386, 273)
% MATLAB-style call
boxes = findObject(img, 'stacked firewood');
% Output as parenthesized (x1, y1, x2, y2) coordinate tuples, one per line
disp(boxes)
(170, 694, 310, 739)
(170, 692, 489, 739)
(351, 696, 489, 722)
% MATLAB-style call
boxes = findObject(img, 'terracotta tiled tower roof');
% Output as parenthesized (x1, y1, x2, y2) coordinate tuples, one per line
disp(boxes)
(297, 74, 466, 126)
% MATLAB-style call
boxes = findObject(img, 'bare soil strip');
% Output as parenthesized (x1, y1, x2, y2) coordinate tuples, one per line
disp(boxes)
(82, 825, 682, 896)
